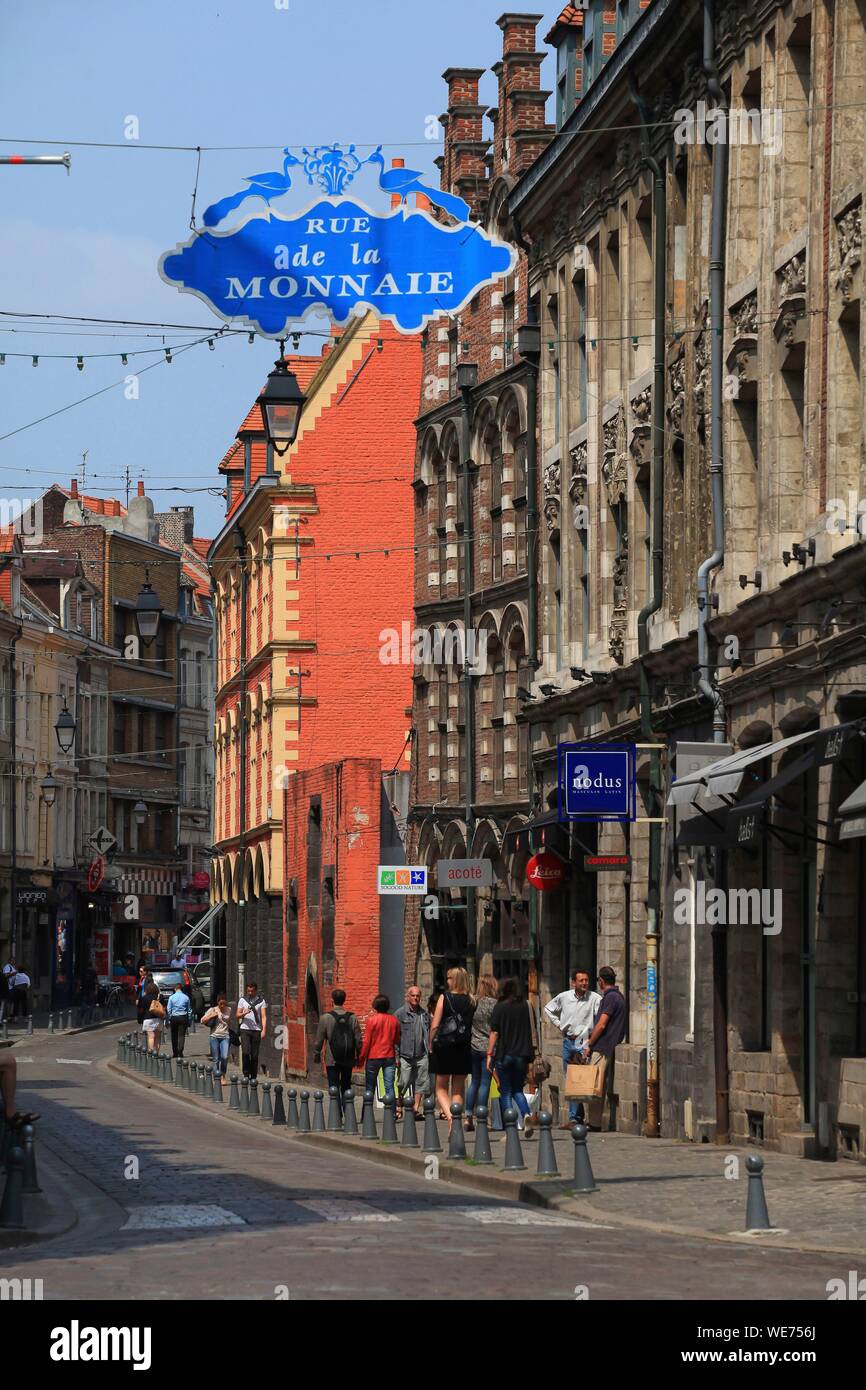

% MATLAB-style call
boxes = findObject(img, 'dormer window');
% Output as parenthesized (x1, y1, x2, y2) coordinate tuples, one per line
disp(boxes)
(556, 30, 579, 129)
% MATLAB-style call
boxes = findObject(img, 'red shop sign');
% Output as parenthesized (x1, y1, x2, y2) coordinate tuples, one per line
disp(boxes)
(526, 851, 565, 892)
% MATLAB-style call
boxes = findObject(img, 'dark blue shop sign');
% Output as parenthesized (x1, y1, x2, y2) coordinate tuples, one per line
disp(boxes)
(159, 143, 515, 336)
(558, 743, 636, 824)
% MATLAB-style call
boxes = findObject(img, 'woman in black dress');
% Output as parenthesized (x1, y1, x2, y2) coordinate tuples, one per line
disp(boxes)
(429, 966, 475, 1134)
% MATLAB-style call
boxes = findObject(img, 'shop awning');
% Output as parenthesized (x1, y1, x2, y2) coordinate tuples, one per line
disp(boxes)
(668, 722, 861, 809)
(838, 777, 866, 840)
(725, 753, 815, 846)
(502, 810, 569, 855)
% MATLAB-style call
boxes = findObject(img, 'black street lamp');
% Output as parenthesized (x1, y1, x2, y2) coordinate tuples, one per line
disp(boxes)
(133, 800, 148, 827)
(134, 569, 162, 647)
(40, 772, 58, 807)
(257, 347, 305, 456)
(54, 700, 76, 754)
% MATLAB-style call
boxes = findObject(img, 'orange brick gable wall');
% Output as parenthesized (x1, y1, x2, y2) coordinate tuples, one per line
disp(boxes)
(282, 757, 383, 1076)
(288, 322, 418, 773)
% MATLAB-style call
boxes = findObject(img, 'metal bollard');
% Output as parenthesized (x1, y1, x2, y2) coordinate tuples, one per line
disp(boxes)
(342, 1089, 358, 1136)
(535, 1111, 559, 1177)
(361, 1090, 378, 1140)
(745, 1154, 772, 1231)
(173, 1057, 183, 1088)
(260, 1082, 273, 1121)
(502, 1108, 526, 1172)
(26, 1016, 33, 1036)
(298, 1090, 311, 1132)
(48, 1013, 55, 1035)
(1, 1020, 6, 1041)
(66, 1009, 73, 1030)
(327, 1085, 342, 1132)
(21, 1125, 41, 1194)
(448, 1102, 467, 1160)
(472, 1104, 493, 1164)
(287, 1088, 300, 1130)
(490, 1095, 504, 1131)
(422, 1095, 441, 1153)
(0, 1145, 25, 1228)
(401, 1104, 419, 1149)
(312, 1090, 325, 1131)
(272, 1084, 286, 1126)
(228, 1074, 240, 1110)
(240, 1077, 250, 1113)
(212, 1068, 223, 1103)
(165, 1056, 174, 1084)
(571, 1123, 598, 1193)
(381, 1095, 398, 1145)
(249, 1078, 260, 1116)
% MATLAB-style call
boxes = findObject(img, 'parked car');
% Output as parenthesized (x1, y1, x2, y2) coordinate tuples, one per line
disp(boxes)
(151, 968, 204, 1017)
(190, 958, 214, 1007)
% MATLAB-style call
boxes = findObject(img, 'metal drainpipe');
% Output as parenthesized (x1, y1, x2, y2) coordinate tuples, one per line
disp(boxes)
(459, 373, 477, 970)
(234, 526, 248, 998)
(702, 0, 731, 1144)
(630, 71, 667, 1138)
(698, 0, 729, 745)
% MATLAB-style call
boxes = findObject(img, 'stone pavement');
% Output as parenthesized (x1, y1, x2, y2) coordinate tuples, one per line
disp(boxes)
(116, 1025, 866, 1258)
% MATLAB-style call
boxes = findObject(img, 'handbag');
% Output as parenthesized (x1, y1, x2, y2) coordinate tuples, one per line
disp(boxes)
(528, 1001, 550, 1082)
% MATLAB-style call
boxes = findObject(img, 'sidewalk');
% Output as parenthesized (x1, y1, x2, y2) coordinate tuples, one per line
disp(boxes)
(111, 1029, 866, 1258)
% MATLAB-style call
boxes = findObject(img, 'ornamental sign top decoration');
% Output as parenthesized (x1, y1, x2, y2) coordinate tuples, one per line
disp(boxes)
(159, 143, 516, 336)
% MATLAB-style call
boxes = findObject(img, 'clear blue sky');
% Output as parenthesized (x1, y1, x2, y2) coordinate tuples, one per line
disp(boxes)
(0, 1, 559, 538)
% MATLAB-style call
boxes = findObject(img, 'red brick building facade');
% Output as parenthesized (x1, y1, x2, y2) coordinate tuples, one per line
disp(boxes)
(210, 314, 419, 1075)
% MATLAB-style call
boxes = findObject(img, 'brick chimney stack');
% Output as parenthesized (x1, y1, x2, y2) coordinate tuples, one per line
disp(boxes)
(137, 479, 145, 498)
(438, 67, 490, 222)
(494, 12, 554, 177)
(70, 478, 79, 498)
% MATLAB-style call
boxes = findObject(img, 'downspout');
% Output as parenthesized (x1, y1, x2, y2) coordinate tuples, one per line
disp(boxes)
(702, 0, 731, 1144)
(459, 372, 477, 970)
(512, 215, 541, 973)
(630, 71, 666, 1139)
(698, 0, 728, 744)
(234, 525, 248, 998)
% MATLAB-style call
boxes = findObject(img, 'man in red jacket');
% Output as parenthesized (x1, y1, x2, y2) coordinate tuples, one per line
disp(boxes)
(358, 994, 401, 1103)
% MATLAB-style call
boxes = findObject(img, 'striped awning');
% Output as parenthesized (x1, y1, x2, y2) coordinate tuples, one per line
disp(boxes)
(117, 877, 177, 896)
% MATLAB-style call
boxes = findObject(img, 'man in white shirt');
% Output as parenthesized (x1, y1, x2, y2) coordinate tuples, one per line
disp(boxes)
(236, 981, 267, 1080)
(544, 969, 601, 1128)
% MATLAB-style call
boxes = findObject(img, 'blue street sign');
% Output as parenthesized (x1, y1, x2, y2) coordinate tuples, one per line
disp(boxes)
(159, 143, 515, 336)
(557, 743, 636, 823)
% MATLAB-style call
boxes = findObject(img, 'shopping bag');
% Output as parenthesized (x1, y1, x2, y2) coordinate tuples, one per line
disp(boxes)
(564, 1060, 605, 1099)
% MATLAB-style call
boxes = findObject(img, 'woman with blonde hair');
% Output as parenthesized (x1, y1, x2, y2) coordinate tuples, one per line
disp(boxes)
(465, 974, 498, 1132)
(429, 965, 475, 1133)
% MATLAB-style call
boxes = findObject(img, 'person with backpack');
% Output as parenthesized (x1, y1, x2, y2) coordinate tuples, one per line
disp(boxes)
(236, 981, 267, 1080)
(313, 988, 362, 1112)
(166, 981, 194, 1059)
(358, 995, 401, 1104)
(428, 966, 475, 1136)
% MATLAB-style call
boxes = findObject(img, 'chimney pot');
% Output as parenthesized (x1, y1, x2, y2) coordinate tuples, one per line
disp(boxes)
(70, 479, 79, 498)
(137, 480, 145, 498)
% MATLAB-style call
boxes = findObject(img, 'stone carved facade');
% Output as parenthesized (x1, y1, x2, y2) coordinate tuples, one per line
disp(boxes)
(601, 409, 627, 506)
(609, 536, 629, 665)
(836, 202, 862, 303)
(543, 457, 561, 537)
(668, 355, 685, 437)
(569, 441, 588, 528)
(629, 386, 653, 473)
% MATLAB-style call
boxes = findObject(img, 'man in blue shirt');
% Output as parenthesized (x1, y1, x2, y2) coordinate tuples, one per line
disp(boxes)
(581, 966, 626, 1130)
(166, 983, 193, 1059)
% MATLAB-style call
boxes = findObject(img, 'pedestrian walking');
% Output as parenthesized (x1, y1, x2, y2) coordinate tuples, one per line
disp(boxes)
(10, 967, 30, 1020)
(142, 994, 165, 1052)
(358, 994, 401, 1103)
(465, 974, 497, 1131)
(487, 977, 536, 1138)
(201, 994, 232, 1082)
(394, 985, 431, 1120)
(0, 958, 14, 1021)
(580, 966, 627, 1130)
(429, 966, 474, 1134)
(544, 968, 601, 1128)
(166, 982, 194, 1058)
(236, 981, 267, 1080)
(313, 989, 362, 1106)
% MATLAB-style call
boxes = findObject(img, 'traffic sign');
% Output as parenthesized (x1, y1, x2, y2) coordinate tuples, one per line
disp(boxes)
(88, 825, 117, 856)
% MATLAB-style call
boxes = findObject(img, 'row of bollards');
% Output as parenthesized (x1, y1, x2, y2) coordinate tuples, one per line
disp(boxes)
(114, 1037, 777, 1231)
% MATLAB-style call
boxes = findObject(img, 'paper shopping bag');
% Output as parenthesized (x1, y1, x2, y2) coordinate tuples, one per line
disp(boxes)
(564, 1061, 605, 1099)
